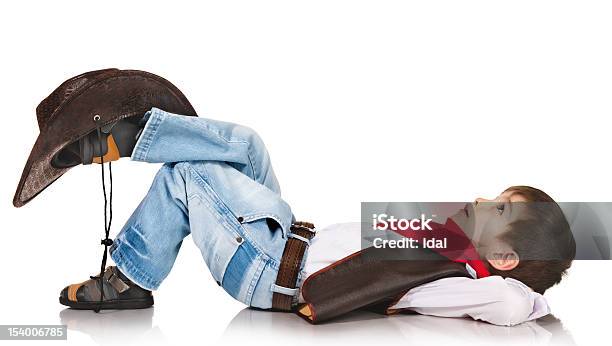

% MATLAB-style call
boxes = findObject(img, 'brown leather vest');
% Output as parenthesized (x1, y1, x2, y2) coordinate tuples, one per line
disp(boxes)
(296, 245, 471, 324)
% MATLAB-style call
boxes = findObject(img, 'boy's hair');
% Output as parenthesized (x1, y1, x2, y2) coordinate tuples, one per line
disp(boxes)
(486, 185, 576, 294)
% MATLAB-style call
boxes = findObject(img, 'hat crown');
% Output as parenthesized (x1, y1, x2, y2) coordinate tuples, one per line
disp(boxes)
(35, 69, 119, 129)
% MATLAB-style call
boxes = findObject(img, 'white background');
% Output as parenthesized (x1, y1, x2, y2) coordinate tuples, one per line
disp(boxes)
(1, 1, 611, 345)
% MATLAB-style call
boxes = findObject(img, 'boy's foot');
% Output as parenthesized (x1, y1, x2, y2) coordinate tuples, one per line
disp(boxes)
(59, 266, 153, 310)
(52, 115, 147, 168)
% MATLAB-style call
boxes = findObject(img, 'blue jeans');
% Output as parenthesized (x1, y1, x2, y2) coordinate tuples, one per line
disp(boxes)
(109, 107, 306, 309)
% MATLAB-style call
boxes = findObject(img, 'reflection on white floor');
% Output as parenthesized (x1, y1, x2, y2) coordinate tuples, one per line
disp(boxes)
(60, 307, 576, 346)
(60, 308, 165, 345)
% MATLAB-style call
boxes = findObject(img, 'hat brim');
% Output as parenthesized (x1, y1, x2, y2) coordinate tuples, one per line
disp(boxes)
(13, 130, 71, 207)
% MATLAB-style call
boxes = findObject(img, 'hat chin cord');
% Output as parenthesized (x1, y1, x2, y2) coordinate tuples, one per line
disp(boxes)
(89, 114, 114, 313)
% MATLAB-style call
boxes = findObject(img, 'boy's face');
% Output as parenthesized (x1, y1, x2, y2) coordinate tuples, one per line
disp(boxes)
(450, 190, 529, 270)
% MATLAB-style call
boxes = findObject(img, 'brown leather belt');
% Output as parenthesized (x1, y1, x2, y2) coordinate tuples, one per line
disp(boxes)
(271, 221, 316, 311)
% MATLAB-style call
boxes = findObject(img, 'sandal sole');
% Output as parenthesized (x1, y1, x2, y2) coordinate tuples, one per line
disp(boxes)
(59, 296, 153, 310)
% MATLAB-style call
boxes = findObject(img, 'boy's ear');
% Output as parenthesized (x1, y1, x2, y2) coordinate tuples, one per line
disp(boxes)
(486, 251, 520, 271)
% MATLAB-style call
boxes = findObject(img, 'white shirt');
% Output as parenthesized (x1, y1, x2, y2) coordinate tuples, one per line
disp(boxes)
(301, 222, 550, 326)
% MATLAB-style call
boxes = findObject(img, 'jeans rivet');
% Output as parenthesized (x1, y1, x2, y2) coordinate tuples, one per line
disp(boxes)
(237, 216, 244, 223)
(235, 236, 243, 244)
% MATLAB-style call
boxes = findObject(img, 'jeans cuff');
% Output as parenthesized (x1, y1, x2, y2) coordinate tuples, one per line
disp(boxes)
(110, 238, 161, 291)
(130, 107, 166, 162)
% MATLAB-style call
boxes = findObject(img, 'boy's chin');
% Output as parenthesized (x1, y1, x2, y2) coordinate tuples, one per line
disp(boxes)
(449, 211, 472, 236)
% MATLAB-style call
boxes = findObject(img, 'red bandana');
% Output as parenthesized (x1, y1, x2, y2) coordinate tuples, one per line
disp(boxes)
(386, 218, 490, 278)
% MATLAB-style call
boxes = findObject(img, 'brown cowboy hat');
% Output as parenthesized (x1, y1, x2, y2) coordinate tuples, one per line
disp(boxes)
(13, 68, 197, 208)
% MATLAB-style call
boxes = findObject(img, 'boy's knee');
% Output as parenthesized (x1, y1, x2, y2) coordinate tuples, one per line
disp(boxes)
(234, 125, 270, 165)
(233, 124, 265, 149)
